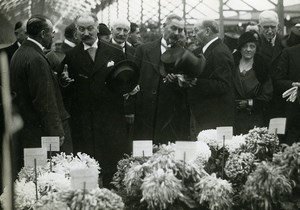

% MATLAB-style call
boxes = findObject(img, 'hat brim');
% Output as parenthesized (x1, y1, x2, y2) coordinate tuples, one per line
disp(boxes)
(107, 60, 139, 94)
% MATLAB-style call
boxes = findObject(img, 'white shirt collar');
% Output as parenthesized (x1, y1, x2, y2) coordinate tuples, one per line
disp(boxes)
(83, 39, 98, 51)
(17, 42, 21, 47)
(161, 38, 169, 54)
(64, 39, 76, 48)
(112, 38, 125, 48)
(202, 37, 218, 54)
(27, 37, 44, 51)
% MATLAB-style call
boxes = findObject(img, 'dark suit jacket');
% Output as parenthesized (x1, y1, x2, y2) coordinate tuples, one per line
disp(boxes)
(10, 40, 69, 147)
(60, 40, 128, 182)
(0, 41, 19, 64)
(133, 39, 190, 144)
(188, 38, 235, 136)
(273, 44, 300, 143)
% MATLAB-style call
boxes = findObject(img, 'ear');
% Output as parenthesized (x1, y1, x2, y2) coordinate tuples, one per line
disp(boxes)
(40, 30, 46, 38)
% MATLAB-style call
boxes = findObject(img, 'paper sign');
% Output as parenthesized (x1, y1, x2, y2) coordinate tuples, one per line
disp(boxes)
(133, 140, 153, 157)
(24, 148, 47, 167)
(268, 118, 286, 134)
(70, 168, 99, 190)
(217, 126, 233, 140)
(175, 141, 198, 162)
(41, 136, 60, 151)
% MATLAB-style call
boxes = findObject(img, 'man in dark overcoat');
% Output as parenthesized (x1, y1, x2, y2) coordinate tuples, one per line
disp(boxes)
(10, 15, 72, 154)
(132, 14, 190, 145)
(188, 19, 235, 139)
(258, 10, 285, 123)
(59, 13, 128, 188)
(273, 34, 300, 144)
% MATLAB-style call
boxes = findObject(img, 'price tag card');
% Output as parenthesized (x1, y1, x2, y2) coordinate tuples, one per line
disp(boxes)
(70, 168, 99, 190)
(268, 118, 286, 134)
(41, 136, 60, 151)
(132, 140, 153, 157)
(24, 148, 47, 167)
(217, 126, 233, 140)
(175, 141, 198, 162)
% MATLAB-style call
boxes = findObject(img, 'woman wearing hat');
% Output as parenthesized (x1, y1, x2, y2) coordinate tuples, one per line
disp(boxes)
(233, 31, 273, 135)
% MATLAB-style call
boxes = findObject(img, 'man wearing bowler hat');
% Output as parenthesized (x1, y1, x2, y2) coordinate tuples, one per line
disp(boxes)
(132, 14, 196, 145)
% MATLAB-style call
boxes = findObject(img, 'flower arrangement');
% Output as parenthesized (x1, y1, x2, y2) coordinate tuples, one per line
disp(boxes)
(0, 152, 124, 210)
(112, 143, 233, 210)
(240, 127, 280, 161)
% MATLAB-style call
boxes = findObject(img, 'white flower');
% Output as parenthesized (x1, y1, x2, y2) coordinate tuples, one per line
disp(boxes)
(107, 60, 114, 67)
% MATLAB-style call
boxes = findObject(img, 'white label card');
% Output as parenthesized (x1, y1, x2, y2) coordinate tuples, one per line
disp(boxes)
(70, 168, 99, 190)
(41, 136, 60, 151)
(175, 141, 198, 162)
(132, 140, 153, 157)
(268, 118, 286, 134)
(24, 148, 47, 167)
(217, 126, 233, 140)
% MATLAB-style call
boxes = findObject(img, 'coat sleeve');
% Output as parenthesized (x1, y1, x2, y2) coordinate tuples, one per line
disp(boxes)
(123, 45, 143, 115)
(27, 56, 65, 137)
(194, 50, 234, 96)
(273, 49, 293, 94)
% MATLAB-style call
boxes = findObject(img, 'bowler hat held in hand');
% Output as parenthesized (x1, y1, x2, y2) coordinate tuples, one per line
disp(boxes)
(106, 60, 139, 94)
(161, 47, 205, 77)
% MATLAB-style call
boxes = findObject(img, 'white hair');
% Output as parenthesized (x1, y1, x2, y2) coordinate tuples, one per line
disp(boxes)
(111, 18, 130, 29)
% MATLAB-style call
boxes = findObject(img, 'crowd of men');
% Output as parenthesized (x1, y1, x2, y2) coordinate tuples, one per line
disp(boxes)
(0, 9, 300, 188)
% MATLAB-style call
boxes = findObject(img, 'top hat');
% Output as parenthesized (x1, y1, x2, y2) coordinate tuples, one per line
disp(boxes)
(287, 26, 300, 47)
(175, 50, 206, 77)
(106, 60, 139, 94)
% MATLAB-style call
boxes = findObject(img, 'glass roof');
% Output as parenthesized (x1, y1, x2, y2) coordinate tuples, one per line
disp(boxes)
(0, 0, 299, 38)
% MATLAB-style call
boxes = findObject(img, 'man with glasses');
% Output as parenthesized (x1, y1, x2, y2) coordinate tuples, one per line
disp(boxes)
(258, 10, 285, 123)
(132, 14, 191, 145)
(10, 15, 72, 159)
(58, 13, 127, 188)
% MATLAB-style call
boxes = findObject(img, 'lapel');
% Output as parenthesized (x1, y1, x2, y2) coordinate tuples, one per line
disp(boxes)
(75, 42, 94, 75)
(144, 39, 162, 74)
(203, 38, 221, 59)
(90, 41, 115, 77)
(232, 69, 245, 97)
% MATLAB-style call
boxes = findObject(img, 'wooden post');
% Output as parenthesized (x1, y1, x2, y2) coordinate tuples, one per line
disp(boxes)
(1, 52, 13, 210)
(277, 0, 284, 36)
(219, 0, 224, 39)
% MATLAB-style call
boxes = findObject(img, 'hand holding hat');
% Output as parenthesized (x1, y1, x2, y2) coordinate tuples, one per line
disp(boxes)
(106, 60, 139, 94)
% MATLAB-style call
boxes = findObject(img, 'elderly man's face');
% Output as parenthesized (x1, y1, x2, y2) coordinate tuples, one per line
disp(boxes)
(163, 18, 185, 46)
(76, 16, 99, 46)
(193, 21, 208, 46)
(111, 23, 130, 44)
(260, 21, 278, 41)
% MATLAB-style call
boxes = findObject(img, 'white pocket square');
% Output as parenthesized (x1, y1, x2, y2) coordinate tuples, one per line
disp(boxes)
(107, 61, 114, 67)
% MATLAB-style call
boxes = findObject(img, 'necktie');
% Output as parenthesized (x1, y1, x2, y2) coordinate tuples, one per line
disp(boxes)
(87, 47, 96, 61)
